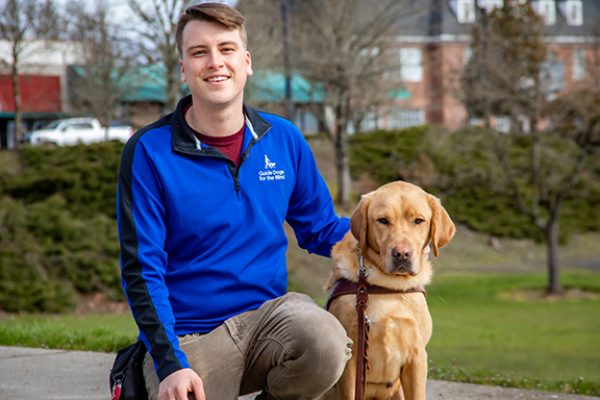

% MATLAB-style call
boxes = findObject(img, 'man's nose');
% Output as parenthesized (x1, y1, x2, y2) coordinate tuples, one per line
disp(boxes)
(207, 51, 224, 68)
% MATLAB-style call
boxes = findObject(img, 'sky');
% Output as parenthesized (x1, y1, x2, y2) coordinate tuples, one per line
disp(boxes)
(53, 0, 239, 26)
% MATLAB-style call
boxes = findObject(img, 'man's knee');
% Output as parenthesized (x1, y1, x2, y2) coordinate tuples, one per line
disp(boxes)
(283, 294, 352, 383)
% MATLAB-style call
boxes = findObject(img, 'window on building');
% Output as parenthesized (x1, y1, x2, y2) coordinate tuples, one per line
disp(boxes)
(494, 116, 511, 133)
(464, 47, 473, 65)
(541, 55, 565, 94)
(477, 0, 503, 13)
(560, 0, 583, 26)
(533, 0, 556, 25)
(573, 49, 586, 81)
(386, 109, 425, 129)
(359, 112, 379, 132)
(457, 0, 476, 23)
(293, 109, 320, 134)
(399, 48, 423, 82)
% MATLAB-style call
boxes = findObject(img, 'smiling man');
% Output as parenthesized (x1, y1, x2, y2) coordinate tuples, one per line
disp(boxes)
(116, 3, 351, 400)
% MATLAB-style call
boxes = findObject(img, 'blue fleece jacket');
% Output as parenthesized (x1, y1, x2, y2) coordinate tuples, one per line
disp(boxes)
(117, 95, 349, 380)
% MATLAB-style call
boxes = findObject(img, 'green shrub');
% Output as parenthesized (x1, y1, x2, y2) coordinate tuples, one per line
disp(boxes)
(3, 141, 123, 218)
(0, 142, 125, 313)
(349, 126, 428, 184)
(349, 126, 600, 241)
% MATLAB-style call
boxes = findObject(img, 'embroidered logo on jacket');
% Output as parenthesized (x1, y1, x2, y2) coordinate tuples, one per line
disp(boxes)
(259, 154, 286, 182)
(264, 154, 277, 169)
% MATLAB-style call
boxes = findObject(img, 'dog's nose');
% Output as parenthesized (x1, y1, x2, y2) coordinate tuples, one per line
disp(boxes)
(392, 245, 412, 261)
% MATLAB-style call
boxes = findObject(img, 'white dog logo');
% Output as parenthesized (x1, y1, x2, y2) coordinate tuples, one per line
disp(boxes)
(264, 154, 276, 169)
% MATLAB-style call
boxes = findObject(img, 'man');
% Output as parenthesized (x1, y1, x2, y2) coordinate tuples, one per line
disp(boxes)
(117, 3, 351, 400)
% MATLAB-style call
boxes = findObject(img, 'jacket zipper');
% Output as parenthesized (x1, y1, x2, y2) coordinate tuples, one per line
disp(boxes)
(175, 119, 270, 192)
(183, 139, 258, 193)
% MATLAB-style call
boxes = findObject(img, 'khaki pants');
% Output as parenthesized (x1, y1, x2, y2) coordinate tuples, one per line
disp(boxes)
(143, 292, 352, 400)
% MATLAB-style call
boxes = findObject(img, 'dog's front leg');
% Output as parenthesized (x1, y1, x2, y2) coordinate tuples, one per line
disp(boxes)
(399, 352, 427, 400)
(336, 352, 357, 400)
(391, 382, 405, 400)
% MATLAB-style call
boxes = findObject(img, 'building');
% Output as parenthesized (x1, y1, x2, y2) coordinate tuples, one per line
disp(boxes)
(379, 0, 600, 131)
(67, 64, 168, 131)
(245, 71, 326, 134)
(0, 40, 85, 148)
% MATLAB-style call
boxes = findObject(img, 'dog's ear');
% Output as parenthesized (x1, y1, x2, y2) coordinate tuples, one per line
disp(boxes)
(427, 195, 455, 257)
(350, 194, 371, 257)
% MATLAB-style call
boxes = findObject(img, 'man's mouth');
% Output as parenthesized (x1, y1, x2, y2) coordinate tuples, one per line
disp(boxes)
(205, 75, 230, 82)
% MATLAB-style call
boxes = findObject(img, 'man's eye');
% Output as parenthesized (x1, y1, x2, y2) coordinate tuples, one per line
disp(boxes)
(222, 47, 234, 53)
(377, 218, 389, 225)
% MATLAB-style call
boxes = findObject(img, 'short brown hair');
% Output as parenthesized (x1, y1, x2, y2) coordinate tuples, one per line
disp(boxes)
(175, 2, 247, 57)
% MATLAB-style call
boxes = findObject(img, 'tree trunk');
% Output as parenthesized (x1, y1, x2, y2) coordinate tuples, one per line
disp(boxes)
(165, 54, 180, 112)
(545, 215, 562, 295)
(11, 47, 22, 149)
(334, 128, 351, 207)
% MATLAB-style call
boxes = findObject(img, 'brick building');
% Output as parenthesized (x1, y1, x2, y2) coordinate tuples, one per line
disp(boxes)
(0, 40, 85, 148)
(376, 0, 600, 131)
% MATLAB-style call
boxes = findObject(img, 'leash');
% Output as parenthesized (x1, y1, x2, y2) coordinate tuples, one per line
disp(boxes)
(325, 254, 426, 400)
(355, 255, 370, 400)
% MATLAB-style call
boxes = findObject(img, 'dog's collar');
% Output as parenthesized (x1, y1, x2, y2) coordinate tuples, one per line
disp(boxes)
(324, 278, 426, 311)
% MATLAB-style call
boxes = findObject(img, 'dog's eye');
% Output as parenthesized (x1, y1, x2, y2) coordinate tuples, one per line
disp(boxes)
(414, 218, 425, 225)
(377, 217, 390, 225)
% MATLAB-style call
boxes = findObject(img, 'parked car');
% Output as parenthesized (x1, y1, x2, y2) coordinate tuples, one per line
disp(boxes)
(28, 118, 133, 146)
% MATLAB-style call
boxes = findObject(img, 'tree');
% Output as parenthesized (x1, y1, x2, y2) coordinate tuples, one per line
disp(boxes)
(461, 2, 547, 131)
(126, 0, 187, 112)
(236, 0, 283, 71)
(0, 0, 36, 147)
(0, 0, 65, 148)
(458, 1, 600, 294)
(33, 0, 63, 40)
(67, 0, 133, 133)
(296, 0, 427, 207)
(239, 0, 419, 207)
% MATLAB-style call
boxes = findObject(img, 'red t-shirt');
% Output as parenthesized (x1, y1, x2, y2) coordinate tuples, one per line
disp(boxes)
(185, 105, 244, 166)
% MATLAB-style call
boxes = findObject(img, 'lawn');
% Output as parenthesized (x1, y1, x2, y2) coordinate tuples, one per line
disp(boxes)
(1, 228, 599, 396)
(1, 271, 598, 395)
(426, 271, 600, 395)
(0, 312, 137, 352)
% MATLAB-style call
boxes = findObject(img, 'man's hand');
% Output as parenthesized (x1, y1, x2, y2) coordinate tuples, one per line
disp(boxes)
(158, 368, 205, 400)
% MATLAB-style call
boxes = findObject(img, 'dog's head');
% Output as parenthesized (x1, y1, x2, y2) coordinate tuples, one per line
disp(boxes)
(350, 181, 455, 276)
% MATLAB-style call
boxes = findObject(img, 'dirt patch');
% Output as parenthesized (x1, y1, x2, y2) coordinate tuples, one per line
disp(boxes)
(499, 288, 600, 302)
(74, 293, 128, 314)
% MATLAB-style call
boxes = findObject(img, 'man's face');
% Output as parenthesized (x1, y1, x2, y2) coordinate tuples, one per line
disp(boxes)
(179, 19, 252, 110)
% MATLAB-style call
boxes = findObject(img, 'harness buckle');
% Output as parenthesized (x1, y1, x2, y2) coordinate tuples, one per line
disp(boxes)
(357, 254, 369, 278)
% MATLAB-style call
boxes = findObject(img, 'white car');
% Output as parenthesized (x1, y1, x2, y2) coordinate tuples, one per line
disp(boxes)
(28, 117, 133, 146)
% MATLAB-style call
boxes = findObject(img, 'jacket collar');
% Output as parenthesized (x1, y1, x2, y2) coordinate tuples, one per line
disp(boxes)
(171, 95, 272, 154)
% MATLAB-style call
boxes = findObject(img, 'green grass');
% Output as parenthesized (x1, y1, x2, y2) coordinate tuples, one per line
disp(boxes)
(1, 272, 598, 395)
(0, 312, 137, 352)
(1, 225, 599, 396)
(426, 271, 600, 396)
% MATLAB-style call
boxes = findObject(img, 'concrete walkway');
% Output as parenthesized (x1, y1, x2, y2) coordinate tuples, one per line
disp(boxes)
(0, 346, 597, 400)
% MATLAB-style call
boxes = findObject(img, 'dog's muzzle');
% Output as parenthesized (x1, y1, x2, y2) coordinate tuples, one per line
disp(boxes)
(391, 260, 416, 276)
(390, 246, 416, 275)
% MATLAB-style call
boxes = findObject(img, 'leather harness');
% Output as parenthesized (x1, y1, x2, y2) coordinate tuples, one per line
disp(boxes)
(325, 254, 426, 400)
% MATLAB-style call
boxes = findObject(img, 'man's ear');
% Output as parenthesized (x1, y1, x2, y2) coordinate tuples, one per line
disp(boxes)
(350, 194, 371, 257)
(179, 59, 186, 83)
(246, 50, 253, 76)
(427, 195, 456, 257)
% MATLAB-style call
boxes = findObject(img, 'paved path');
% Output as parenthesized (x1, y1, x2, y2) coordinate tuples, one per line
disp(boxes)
(0, 346, 597, 400)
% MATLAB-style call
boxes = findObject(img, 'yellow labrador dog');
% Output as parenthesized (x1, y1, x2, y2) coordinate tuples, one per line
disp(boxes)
(325, 181, 455, 400)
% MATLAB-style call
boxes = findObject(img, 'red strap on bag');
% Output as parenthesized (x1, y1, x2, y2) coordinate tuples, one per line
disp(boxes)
(111, 381, 122, 400)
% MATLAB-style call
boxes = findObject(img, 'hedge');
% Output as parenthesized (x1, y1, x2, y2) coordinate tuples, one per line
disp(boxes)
(349, 126, 600, 241)
(0, 142, 124, 312)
